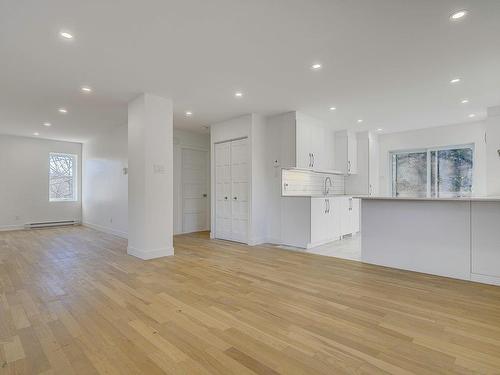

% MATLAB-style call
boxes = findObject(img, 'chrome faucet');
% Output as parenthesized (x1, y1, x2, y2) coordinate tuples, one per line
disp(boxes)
(324, 176, 333, 196)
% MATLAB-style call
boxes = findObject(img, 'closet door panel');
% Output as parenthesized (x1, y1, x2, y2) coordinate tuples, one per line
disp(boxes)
(230, 139, 249, 242)
(214, 142, 232, 240)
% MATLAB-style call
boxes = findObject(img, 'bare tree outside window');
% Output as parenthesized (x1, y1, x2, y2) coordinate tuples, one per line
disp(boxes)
(49, 153, 77, 201)
(391, 145, 473, 198)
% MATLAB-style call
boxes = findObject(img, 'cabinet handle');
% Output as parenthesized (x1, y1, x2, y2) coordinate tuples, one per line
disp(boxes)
(349, 198, 353, 211)
(312, 153, 315, 168)
(309, 153, 312, 168)
(233, 197, 238, 200)
(325, 199, 328, 214)
(327, 199, 330, 213)
(348, 160, 351, 173)
(224, 196, 228, 200)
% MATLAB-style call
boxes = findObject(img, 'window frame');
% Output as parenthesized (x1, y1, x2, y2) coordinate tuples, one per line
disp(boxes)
(390, 143, 475, 198)
(48, 152, 78, 202)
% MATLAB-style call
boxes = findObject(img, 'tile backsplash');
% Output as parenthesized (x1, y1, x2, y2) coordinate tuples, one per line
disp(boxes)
(282, 168, 345, 197)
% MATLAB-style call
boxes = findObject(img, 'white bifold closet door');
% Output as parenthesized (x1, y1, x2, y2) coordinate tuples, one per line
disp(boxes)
(214, 138, 248, 243)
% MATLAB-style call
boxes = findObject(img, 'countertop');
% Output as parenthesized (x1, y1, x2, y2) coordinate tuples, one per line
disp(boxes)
(355, 196, 500, 202)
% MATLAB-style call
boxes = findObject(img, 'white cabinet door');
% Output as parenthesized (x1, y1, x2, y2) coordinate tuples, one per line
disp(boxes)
(347, 131, 358, 174)
(296, 120, 312, 169)
(310, 198, 328, 245)
(368, 133, 379, 195)
(310, 125, 325, 170)
(351, 198, 360, 233)
(335, 131, 357, 175)
(329, 197, 341, 240)
(230, 139, 249, 243)
(215, 142, 232, 240)
(339, 197, 355, 236)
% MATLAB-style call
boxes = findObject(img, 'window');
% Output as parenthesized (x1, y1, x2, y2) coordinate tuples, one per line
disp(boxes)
(391, 145, 473, 198)
(49, 153, 77, 202)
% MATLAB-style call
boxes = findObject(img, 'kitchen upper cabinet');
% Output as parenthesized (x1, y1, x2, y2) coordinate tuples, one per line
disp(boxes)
(335, 130, 357, 175)
(295, 112, 333, 171)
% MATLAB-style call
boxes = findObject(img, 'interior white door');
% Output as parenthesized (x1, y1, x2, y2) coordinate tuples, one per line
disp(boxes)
(230, 139, 249, 243)
(181, 148, 209, 233)
(215, 142, 232, 240)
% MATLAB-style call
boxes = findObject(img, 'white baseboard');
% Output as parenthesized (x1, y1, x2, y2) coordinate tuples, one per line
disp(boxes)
(83, 222, 128, 239)
(248, 237, 268, 246)
(265, 237, 282, 245)
(470, 273, 500, 286)
(127, 245, 174, 260)
(0, 225, 24, 232)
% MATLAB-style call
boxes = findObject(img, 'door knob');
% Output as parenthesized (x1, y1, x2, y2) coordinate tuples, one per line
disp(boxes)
(203, 194, 207, 197)
(224, 196, 228, 200)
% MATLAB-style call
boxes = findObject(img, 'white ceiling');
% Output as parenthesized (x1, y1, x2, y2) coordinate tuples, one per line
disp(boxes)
(1, 0, 500, 143)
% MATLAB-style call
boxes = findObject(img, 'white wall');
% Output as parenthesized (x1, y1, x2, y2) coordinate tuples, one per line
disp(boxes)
(173, 129, 210, 234)
(378, 121, 487, 196)
(265, 112, 296, 243)
(82, 125, 209, 238)
(82, 124, 128, 238)
(250, 114, 267, 244)
(0, 135, 82, 230)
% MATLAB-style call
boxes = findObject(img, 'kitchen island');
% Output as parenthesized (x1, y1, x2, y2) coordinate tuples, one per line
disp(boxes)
(359, 196, 500, 286)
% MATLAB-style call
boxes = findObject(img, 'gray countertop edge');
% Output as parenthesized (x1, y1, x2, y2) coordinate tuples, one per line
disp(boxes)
(354, 196, 500, 202)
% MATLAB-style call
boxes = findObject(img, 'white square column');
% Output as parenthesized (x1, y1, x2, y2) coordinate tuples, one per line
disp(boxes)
(127, 94, 174, 259)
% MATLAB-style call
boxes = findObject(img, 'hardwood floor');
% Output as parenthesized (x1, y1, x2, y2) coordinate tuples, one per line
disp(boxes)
(1, 227, 500, 374)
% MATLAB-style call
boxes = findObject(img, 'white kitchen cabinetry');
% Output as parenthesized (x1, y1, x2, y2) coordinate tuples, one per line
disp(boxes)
(335, 130, 357, 175)
(214, 138, 249, 243)
(295, 112, 334, 171)
(338, 197, 360, 236)
(282, 196, 358, 249)
(310, 197, 341, 247)
(344, 131, 379, 195)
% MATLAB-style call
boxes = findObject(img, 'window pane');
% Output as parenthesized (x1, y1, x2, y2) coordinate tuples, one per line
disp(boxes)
(49, 153, 76, 201)
(435, 148, 473, 197)
(392, 151, 428, 197)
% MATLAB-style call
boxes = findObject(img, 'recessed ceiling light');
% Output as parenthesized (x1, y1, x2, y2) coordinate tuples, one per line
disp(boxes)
(59, 31, 74, 39)
(58, 108, 67, 114)
(235, 91, 243, 97)
(311, 63, 322, 70)
(81, 86, 92, 93)
(185, 111, 193, 117)
(461, 99, 469, 104)
(450, 10, 468, 21)
(377, 128, 383, 132)
(357, 119, 363, 123)
(329, 107, 336, 111)
(33, 132, 40, 136)
(43, 122, 51, 127)
(450, 78, 461, 84)
(468, 113, 476, 118)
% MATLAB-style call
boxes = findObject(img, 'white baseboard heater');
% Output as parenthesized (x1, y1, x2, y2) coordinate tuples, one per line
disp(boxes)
(24, 220, 80, 229)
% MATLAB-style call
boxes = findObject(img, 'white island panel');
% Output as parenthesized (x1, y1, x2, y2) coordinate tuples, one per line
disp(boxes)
(471, 201, 500, 280)
(361, 200, 471, 280)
